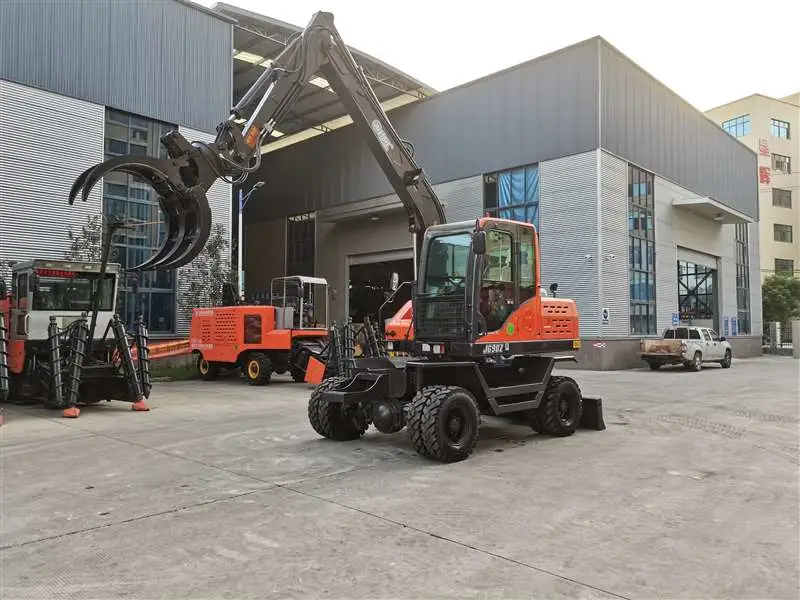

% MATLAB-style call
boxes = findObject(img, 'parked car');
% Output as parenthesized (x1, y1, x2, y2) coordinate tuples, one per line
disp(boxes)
(640, 325, 733, 371)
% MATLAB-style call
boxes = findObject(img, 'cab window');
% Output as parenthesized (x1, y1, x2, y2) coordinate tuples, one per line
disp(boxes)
(520, 226, 536, 302)
(480, 229, 514, 332)
(689, 329, 701, 340)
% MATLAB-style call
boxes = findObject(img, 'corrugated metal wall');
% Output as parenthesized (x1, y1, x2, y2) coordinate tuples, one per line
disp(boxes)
(653, 179, 680, 333)
(246, 39, 601, 222)
(174, 126, 233, 335)
(0, 80, 104, 286)
(599, 41, 758, 219)
(539, 151, 600, 337)
(0, 0, 232, 132)
(599, 151, 632, 337)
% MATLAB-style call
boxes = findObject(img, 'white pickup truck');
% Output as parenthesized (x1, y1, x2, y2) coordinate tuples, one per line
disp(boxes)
(640, 325, 733, 371)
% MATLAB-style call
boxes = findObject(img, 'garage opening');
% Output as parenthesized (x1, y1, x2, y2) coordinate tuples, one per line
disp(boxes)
(348, 258, 414, 326)
(678, 259, 719, 331)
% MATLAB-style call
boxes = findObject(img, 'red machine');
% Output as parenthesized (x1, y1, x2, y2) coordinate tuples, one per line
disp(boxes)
(68, 10, 604, 463)
(190, 276, 329, 385)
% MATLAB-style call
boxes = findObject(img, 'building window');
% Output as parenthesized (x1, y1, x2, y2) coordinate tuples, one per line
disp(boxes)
(735, 223, 751, 335)
(775, 258, 795, 275)
(286, 212, 315, 276)
(678, 261, 718, 326)
(772, 153, 791, 173)
(774, 223, 793, 243)
(772, 188, 792, 209)
(628, 164, 656, 335)
(483, 164, 540, 231)
(721, 114, 751, 137)
(770, 118, 790, 139)
(103, 108, 178, 334)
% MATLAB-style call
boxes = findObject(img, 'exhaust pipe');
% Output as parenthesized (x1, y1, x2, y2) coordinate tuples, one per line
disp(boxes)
(68, 131, 220, 272)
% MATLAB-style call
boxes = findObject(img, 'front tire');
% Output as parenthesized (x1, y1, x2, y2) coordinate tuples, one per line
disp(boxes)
(536, 376, 583, 437)
(720, 349, 732, 369)
(244, 353, 272, 386)
(413, 385, 481, 463)
(307, 376, 369, 441)
(196, 355, 220, 381)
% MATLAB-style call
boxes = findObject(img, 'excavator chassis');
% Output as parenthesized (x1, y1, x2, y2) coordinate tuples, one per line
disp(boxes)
(309, 352, 605, 463)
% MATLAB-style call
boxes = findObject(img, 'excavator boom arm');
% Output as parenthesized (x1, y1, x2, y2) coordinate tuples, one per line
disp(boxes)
(68, 11, 445, 272)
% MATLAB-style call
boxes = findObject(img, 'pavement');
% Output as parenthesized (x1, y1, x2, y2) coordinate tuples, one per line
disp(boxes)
(1, 355, 798, 599)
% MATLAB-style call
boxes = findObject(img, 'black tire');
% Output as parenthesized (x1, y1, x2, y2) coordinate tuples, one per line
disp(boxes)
(647, 361, 661, 371)
(196, 355, 220, 381)
(416, 385, 481, 463)
(290, 347, 310, 382)
(308, 376, 369, 441)
(244, 353, 272, 386)
(685, 351, 702, 372)
(536, 376, 583, 437)
(720, 349, 732, 369)
(405, 391, 432, 457)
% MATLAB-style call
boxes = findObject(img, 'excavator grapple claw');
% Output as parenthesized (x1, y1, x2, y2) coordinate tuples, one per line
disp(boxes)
(68, 152, 214, 272)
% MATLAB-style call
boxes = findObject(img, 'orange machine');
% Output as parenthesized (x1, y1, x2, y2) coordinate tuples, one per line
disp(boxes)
(190, 276, 329, 385)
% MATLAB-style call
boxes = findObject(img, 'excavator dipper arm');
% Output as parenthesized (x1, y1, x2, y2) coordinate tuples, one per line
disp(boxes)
(68, 11, 445, 272)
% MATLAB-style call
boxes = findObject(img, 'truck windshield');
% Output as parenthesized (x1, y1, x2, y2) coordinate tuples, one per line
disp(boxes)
(32, 272, 116, 312)
(422, 232, 471, 295)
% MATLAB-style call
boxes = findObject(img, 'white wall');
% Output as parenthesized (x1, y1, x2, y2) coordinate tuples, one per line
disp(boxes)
(654, 176, 759, 337)
(0, 79, 104, 285)
(175, 126, 232, 335)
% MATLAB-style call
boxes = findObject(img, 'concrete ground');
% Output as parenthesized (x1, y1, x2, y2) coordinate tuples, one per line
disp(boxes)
(1, 355, 798, 600)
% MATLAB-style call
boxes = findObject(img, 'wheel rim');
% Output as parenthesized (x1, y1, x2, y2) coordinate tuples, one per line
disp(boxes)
(248, 360, 260, 378)
(199, 359, 209, 375)
(695, 354, 701, 367)
(444, 404, 473, 449)
(558, 390, 578, 427)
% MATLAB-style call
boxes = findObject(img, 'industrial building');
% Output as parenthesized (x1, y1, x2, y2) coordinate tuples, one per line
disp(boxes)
(705, 93, 799, 280)
(0, 0, 763, 368)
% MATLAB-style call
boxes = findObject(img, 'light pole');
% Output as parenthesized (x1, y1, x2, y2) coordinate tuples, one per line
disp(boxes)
(237, 181, 265, 301)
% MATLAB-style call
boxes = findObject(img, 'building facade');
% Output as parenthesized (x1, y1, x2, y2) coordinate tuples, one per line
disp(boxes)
(242, 37, 762, 369)
(0, 0, 234, 337)
(705, 93, 799, 280)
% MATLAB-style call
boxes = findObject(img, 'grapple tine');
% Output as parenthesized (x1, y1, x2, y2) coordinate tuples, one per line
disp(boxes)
(130, 195, 185, 272)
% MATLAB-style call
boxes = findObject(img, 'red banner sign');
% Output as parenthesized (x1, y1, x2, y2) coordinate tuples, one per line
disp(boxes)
(759, 166, 771, 185)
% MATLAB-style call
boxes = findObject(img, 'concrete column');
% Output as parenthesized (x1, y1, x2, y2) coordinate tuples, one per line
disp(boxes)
(792, 319, 800, 360)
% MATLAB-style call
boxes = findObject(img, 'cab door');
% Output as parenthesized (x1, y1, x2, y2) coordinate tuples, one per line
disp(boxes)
(10, 271, 30, 341)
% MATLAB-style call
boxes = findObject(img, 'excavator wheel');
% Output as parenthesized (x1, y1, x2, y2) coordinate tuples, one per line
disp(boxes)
(196, 355, 220, 381)
(535, 376, 583, 437)
(408, 385, 481, 463)
(244, 352, 272, 386)
(308, 376, 369, 441)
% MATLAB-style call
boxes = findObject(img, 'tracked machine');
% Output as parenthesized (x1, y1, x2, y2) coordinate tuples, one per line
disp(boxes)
(68, 10, 604, 461)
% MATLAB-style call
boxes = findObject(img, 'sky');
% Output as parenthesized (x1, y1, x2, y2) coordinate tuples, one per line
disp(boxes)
(194, 0, 800, 112)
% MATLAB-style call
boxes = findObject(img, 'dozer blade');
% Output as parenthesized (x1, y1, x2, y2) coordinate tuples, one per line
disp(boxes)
(68, 153, 214, 271)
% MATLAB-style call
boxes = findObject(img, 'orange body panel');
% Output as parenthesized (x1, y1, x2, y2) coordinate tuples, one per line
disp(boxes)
(384, 300, 414, 343)
(8, 340, 25, 373)
(189, 305, 327, 363)
(304, 355, 327, 384)
(386, 297, 579, 345)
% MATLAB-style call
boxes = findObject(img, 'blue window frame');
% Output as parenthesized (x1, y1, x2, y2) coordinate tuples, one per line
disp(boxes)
(483, 164, 540, 231)
(721, 114, 751, 138)
(628, 164, 657, 335)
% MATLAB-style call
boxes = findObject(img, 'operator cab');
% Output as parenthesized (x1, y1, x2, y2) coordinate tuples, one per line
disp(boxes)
(270, 275, 330, 330)
(415, 217, 578, 357)
(9, 260, 119, 342)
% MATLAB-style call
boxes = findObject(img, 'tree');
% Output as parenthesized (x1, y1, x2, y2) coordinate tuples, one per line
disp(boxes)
(64, 214, 120, 263)
(762, 273, 800, 326)
(177, 222, 237, 314)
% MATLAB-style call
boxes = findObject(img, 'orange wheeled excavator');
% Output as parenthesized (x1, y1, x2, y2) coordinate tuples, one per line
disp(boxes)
(68, 10, 605, 462)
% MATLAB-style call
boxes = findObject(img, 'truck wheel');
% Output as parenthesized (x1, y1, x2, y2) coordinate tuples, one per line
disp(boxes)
(685, 351, 702, 372)
(196, 356, 220, 381)
(244, 353, 272, 386)
(720, 349, 732, 369)
(536, 376, 583, 437)
(405, 392, 432, 457)
(308, 376, 368, 441)
(417, 385, 481, 463)
(647, 361, 661, 371)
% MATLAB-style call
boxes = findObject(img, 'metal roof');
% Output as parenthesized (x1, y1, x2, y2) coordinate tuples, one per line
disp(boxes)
(210, 2, 437, 142)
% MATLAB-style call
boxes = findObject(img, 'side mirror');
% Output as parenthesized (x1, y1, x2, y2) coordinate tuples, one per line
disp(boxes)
(390, 271, 399, 291)
(719, 336, 726, 342)
(549, 282, 558, 296)
(472, 230, 486, 255)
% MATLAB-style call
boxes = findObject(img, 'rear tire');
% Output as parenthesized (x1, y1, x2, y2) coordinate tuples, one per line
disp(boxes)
(684, 351, 702, 372)
(720, 349, 732, 369)
(308, 376, 369, 441)
(536, 376, 583, 437)
(415, 385, 481, 463)
(244, 353, 272, 386)
(647, 361, 661, 371)
(196, 355, 220, 381)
